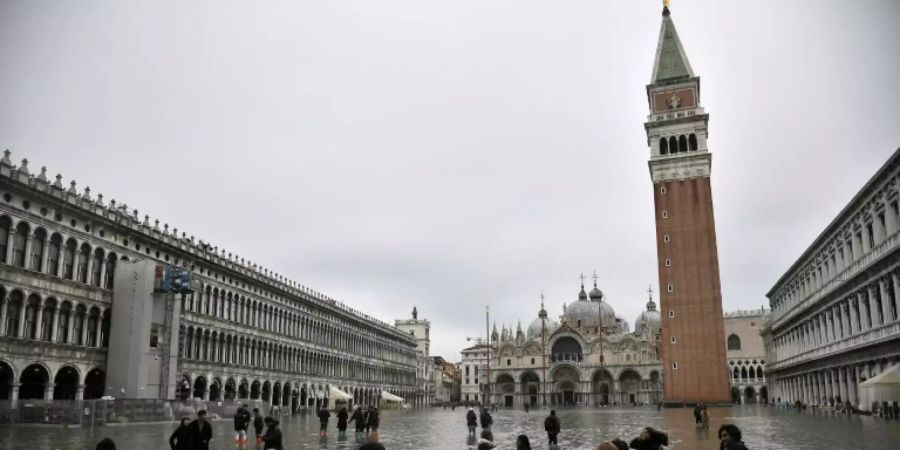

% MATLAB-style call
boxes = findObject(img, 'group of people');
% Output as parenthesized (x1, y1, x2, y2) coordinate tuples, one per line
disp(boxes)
(167, 406, 284, 450)
(317, 405, 381, 436)
(466, 407, 749, 450)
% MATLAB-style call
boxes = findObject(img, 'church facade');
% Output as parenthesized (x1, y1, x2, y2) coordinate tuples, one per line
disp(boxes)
(487, 282, 663, 407)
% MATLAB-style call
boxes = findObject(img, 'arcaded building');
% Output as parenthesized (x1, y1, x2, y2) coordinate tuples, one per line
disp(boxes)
(0, 151, 418, 410)
(644, 5, 730, 405)
(725, 309, 769, 404)
(764, 148, 900, 411)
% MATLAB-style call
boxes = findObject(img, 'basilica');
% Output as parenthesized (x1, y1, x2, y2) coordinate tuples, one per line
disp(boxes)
(486, 280, 663, 407)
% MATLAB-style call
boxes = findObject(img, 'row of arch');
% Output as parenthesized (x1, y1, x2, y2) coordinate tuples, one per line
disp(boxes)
(0, 286, 110, 347)
(658, 133, 698, 155)
(181, 326, 414, 385)
(0, 360, 106, 401)
(187, 286, 404, 362)
(0, 215, 121, 289)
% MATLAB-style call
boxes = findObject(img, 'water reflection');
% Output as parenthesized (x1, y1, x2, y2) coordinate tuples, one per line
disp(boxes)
(0, 405, 897, 449)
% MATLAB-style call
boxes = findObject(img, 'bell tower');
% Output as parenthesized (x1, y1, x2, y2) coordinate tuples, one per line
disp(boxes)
(645, 4, 730, 405)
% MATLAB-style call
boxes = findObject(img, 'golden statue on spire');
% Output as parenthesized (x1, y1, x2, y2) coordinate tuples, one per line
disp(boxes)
(663, 0, 670, 7)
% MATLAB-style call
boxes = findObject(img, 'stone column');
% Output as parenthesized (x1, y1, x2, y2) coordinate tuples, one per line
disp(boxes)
(66, 309, 75, 344)
(824, 310, 833, 343)
(40, 239, 50, 274)
(50, 305, 59, 342)
(880, 279, 892, 325)
(55, 237, 65, 278)
(892, 272, 900, 323)
(842, 302, 851, 337)
(44, 383, 54, 401)
(0, 293, 7, 336)
(5, 229, 16, 263)
(10, 383, 20, 409)
(23, 234, 34, 270)
(98, 260, 107, 288)
(849, 298, 859, 335)
(81, 315, 89, 347)
(17, 299, 27, 338)
(868, 285, 881, 328)
(32, 303, 44, 341)
(76, 384, 85, 401)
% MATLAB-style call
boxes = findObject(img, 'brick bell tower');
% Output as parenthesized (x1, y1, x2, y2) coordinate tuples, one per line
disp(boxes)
(645, 4, 730, 405)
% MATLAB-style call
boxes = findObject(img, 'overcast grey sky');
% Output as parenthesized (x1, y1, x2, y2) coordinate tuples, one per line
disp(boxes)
(1, 1, 899, 361)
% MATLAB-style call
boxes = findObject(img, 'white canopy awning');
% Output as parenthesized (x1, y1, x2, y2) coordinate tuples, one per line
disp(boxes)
(859, 363, 900, 410)
(329, 386, 353, 401)
(380, 391, 404, 403)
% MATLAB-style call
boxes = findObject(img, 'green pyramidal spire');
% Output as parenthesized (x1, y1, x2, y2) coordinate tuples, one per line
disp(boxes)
(651, 7, 695, 83)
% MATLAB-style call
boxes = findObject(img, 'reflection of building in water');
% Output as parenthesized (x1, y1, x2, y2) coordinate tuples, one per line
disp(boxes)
(487, 279, 663, 407)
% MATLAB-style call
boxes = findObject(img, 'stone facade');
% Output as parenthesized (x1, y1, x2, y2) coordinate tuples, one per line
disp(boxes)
(482, 284, 664, 407)
(725, 309, 769, 403)
(644, 6, 730, 405)
(0, 151, 418, 410)
(395, 308, 435, 407)
(460, 343, 491, 404)
(764, 148, 900, 411)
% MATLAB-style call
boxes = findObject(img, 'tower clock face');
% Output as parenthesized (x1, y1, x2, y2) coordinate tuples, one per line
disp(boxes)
(653, 88, 696, 113)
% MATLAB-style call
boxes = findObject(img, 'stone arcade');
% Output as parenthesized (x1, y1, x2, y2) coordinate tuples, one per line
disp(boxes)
(0, 151, 419, 411)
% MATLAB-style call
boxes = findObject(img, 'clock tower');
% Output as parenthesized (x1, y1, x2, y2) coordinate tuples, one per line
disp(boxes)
(644, 5, 731, 405)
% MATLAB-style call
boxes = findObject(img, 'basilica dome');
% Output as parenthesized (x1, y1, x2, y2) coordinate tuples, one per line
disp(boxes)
(527, 317, 558, 340)
(634, 298, 662, 335)
(563, 298, 617, 329)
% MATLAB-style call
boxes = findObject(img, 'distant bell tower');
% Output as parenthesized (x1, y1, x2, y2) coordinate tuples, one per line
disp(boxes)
(644, 4, 730, 405)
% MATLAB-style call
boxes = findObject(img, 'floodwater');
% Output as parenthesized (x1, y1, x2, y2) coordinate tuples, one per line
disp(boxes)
(0, 405, 897, 449)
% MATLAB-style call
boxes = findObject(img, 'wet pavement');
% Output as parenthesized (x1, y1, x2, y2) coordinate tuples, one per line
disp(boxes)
(0, 404, 897, 449)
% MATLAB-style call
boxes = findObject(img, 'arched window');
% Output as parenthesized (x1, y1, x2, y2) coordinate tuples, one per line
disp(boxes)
(31, 228, 47, 271)
(57, 302, 72, 343)
(669, 136, 678, 153)
(77, 243, 91, 283)
(24, 294, 40, 339)
(105, 253, 117, 289)
(12, 222, 29, 267)
(678, 135, 688, 153)
(47, 234, 62, 275)
(5, 291, 23, 336)
(73, 304, 86, 345)
(91, 249, 104, 286)
(659, 138, 668, 155)
(689, 133, 698, 151)
(0, 216, 11, 263)
(740, 366, 748, 381)
(727, 334, 741, 350)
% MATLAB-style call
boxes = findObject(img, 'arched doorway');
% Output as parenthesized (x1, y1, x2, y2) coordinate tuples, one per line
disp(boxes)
(592, 370, 613, 406)
(619, 370, 641, 405)
(552, 365, 580, 406)
(176, 375, 191, 401)
(238, 380, 249, 400)
(744, 386, 757, 404)
(261, 381, 271, 403)
(760, 386, 769, 404)
(193, 376, 207, 399)
(224, 378, 236, 401)
(496, 374, 515, 407)
(84, 368, 105, 399)
(282, 382, 291, 409)
(250, 380, 261, 400)
(520, 371, 540, 406)
(209, 378, 222, 401)
(300, 386, 308, 408)
(53, 366, 79, 400)
(272, 382, 282, 406)
(730, 386, 741, 404)
(0, 361, 13, 400)
(19, 364, 49, 400)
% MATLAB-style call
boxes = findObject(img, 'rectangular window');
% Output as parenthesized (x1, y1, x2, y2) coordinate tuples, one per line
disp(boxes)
(672, 362, 678, 370)
(668, 310, 675, 318)
(664, 234, 670, 243)
(665, 258, 672, 267)
(892, 202, 900, 231)
(662, 210, 668, 219)
(660, 186, 667, 194)
(670, 336, 677, 344)
(667, 284, 674, 292)
(531, 358, 535, 364)
(879, 213, 887, 239)
(867, 223, 875, 249)
(149, 324, 160, 348)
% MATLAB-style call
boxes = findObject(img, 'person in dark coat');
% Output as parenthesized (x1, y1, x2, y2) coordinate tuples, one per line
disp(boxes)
(234, 405, 250, 444)
(336, 407, 349, 435)
(718, 424, 748, 450)
(693, 403, 703, 426)
(96, 438, 116, 450)
(367, 407, 380, 434)
(544, 410, 561, 445)
(349, 406, 366, 434)
(479, 407, 493, 429)
(252, 408, 265, 449)
(317, 406, 331, 436)
(261, 417, 284, 450)
(188, 410, 213, 450)
(629, 427, 669, 450)
(169, 417, 192, 450)
(466, 408, 478, 434)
